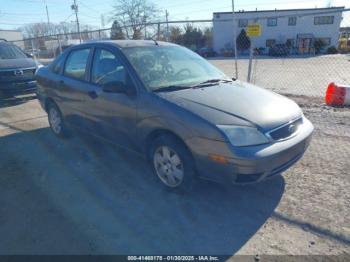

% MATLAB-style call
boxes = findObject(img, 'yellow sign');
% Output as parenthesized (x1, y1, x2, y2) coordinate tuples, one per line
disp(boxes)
(247, 24, 261, 37)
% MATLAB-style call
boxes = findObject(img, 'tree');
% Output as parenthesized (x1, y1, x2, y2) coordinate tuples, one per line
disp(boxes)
(20, 21, 90, 38)
(132, 29, 143, 40)
(182, 23, 204, 50)
(236, 29, 251, 51)
(111, 21, 126, 39)
(21, 23, 51, 38)
(202, 27, 213, 48)
(169, 26, 183, 44)
(111, 0, 160, 39)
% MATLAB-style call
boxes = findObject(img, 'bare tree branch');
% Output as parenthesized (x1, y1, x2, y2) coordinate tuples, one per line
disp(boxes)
(111, 0, 161, 39)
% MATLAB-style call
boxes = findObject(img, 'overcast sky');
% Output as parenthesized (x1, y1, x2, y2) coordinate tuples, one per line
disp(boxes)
(0, 0, 349, 30)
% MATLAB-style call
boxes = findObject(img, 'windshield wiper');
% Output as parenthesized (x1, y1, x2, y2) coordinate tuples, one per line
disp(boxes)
(153, 85, 193, 93)
(192, 78, 233, 88)
(153, 79, 234, 92)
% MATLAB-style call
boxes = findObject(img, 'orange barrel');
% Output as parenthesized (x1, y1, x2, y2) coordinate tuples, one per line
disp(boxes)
(325, 82, 350, 106)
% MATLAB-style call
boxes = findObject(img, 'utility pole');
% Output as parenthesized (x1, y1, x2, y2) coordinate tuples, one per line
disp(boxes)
(101, 14, 105, 28)
(71, 0, 82, 43)
(43, 0, 51, 34)
(165, 10, 169, 41)
(232, 0, 238, 79)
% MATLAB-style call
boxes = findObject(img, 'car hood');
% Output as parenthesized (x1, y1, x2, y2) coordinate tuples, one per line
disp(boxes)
(0, 58, 37, 69)
(156, 81, 302, 131)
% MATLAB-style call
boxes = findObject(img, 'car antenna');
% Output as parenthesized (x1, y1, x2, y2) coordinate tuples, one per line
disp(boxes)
(151, 38, 159, 46)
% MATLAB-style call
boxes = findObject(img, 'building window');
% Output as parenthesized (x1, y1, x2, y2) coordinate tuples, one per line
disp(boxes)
(314, 16, 334, 25)
(238, 19, 248, 27)
(267, 18, 277, 26)
(288, 17, 297, 26)
(266, 39, 276, 47)
(315, 37, 331, 46)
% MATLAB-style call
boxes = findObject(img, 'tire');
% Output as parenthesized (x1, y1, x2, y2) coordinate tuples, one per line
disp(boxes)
(149, 134, 195, 189)
(47, 102, 69, 138)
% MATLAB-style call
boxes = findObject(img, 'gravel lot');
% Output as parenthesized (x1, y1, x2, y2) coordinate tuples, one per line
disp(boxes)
(0, 57, 349, 256)
(210, 54, 350, 98)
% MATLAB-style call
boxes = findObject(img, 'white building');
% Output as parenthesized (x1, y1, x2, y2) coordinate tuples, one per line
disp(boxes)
(0, 29, 24, 49)
(213, 7, 344, 55)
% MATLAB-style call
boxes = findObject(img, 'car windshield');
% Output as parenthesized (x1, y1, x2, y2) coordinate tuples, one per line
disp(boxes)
(0, 44, 27, 59)
(123, 45, 228, 91)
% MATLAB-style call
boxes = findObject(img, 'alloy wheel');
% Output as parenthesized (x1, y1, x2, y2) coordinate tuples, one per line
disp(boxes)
(153, 145, 184, 187)
(48, 107, 62, 135)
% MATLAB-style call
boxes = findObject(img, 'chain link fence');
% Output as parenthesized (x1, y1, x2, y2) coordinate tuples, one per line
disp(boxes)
(7, 8, 350, 101)
(8, 8, 350, 88)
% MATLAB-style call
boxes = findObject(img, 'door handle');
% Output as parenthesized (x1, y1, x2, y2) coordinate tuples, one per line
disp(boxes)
(58, 80, 64, 86)
(88, 90, 98, 99)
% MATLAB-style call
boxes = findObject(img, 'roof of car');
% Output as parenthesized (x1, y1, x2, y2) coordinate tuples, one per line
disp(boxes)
(82, 40, 178, 48)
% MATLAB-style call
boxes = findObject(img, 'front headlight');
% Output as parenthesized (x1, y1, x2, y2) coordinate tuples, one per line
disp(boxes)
(217, 125, 270, 147)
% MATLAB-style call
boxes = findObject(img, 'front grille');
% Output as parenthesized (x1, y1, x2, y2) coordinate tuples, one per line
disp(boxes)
(268, 118, 303, 141)
(0, 68, 36, 79)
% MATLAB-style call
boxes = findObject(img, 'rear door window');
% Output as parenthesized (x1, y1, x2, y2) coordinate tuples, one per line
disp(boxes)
(64, 48, 91, 81)
(49, 55, 65, 74)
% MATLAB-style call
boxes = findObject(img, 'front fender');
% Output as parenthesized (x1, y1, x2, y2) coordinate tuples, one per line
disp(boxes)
(136, 116, 197, 146)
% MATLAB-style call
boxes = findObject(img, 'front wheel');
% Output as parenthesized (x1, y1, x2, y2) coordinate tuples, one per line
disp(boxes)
(149, 135, 195, 189)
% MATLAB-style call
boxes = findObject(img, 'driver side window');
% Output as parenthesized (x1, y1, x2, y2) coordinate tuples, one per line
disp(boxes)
(91, 48, 127, 86)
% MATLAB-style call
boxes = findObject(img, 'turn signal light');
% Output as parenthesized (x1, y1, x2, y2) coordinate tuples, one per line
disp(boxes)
(208, 154, 228, 164)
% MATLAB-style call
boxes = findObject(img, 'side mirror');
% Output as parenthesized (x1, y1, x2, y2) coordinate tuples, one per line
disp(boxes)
(102, 81, 127, 94)
(26, 53, 34, 58)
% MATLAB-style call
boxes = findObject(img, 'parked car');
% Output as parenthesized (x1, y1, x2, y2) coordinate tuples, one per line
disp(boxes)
(0, 40, 42, 98)
(268, 44, 289, 56)
(36, 40, 313, 188)
(196, 47, 217, 57)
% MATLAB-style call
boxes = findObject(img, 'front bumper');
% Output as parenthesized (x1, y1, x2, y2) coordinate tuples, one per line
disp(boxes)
(0, 80, 37, 96)
(186, 117, 314, 184)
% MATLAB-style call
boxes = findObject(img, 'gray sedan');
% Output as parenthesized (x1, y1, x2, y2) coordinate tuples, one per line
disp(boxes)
(35, 40, 313, 188)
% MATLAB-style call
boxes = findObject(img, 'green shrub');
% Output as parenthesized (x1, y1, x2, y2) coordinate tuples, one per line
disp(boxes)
(327, 46, 338, 54)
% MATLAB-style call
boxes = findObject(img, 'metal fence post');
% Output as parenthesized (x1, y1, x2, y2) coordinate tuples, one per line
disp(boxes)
(247, 38, 254, 83)
(98, 30, 101, 40)
(157, 23, 160, 40)
(30, 39, 36, 60)
(232, 0, 238, 79)
(57, 35, 62, 56)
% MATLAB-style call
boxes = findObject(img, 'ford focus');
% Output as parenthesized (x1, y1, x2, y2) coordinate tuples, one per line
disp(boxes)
(36, 40, 313, 188)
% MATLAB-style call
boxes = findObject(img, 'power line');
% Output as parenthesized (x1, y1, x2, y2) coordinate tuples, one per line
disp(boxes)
(78, 1, 98, 12)
(62, 13, 75, 23)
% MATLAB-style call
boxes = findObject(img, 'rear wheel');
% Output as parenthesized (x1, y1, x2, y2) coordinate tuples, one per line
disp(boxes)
(47, 102, 69, 138)
(149, 135, 195, 189)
